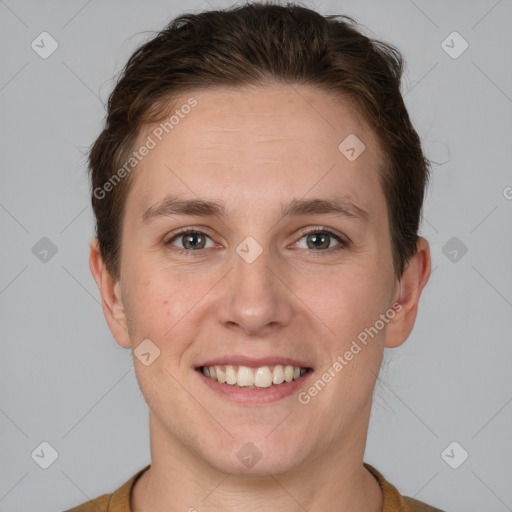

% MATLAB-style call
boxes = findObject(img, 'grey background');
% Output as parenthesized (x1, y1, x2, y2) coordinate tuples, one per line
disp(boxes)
(0, 0, 511, 510)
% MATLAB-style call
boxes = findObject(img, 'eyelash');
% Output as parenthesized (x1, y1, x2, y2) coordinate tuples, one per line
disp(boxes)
(164, 226, 349, 256)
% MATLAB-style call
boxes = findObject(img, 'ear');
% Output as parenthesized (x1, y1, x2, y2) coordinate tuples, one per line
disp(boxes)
(89, 237, 131, 349)
(385, 237, 431, 349)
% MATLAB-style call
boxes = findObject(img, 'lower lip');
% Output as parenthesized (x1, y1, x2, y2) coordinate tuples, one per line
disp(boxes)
(197, 369, 313, 405)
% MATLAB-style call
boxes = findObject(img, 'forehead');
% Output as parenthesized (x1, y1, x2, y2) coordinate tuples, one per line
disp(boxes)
(125, 85, 385, 220)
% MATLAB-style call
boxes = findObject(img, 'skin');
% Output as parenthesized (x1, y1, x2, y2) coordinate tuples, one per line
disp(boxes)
(90, 84, 431, 512)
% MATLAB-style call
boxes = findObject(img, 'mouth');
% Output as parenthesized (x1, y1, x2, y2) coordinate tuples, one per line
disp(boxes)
(197, 364, 311, 389)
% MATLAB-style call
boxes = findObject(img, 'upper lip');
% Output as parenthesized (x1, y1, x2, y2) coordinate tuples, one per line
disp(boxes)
(197, 356, 312, 369)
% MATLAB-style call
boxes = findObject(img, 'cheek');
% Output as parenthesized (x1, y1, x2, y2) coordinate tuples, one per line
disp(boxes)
(315, 278, 387, 398)
(313, 264, 393, 394)
(127, 259, 182, 316)
(123, 266, 210, 359)
(325, 264, 390, 326)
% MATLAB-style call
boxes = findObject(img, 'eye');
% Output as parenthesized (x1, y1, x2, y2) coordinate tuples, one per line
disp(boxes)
(165, 226, 348, 255)
(165, 228, 216, 252)
(294, 227, 348, 252)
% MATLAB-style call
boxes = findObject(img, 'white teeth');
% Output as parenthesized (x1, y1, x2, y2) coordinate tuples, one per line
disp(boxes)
(225, 365, 237, 385)
(200, 364, 308, 388)
(216, 366, 226, 383)
(254, 367, 273, 388)
(272, 365, 285, 384)
(237, 366, 255, 387)
(284, 365, 294, 382)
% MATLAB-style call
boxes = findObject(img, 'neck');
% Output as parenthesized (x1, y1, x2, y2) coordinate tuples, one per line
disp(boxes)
(131, 413, 382, 512)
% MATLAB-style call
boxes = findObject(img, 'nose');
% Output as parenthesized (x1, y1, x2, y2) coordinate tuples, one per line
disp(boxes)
(217, 240, 293, 337)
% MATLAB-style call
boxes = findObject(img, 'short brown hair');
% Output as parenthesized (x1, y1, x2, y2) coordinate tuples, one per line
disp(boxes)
(89, 1, 430, 280)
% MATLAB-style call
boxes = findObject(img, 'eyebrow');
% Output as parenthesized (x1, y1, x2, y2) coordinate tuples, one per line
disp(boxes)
(141, 196, 369, 223)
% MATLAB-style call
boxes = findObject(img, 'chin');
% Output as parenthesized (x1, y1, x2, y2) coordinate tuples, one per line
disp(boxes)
(201, 434, 308, 477)
(208, 452, 301, 477)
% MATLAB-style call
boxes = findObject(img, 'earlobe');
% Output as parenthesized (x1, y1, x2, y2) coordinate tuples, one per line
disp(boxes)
(89, 238, 131, 349)
(384, 237, 431, 349)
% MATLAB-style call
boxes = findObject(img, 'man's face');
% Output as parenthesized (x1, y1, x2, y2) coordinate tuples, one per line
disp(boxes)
(116, 85, 399, 475)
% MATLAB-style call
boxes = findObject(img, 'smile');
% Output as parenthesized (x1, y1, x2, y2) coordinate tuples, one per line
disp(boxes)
(200, 364, 310, 389)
